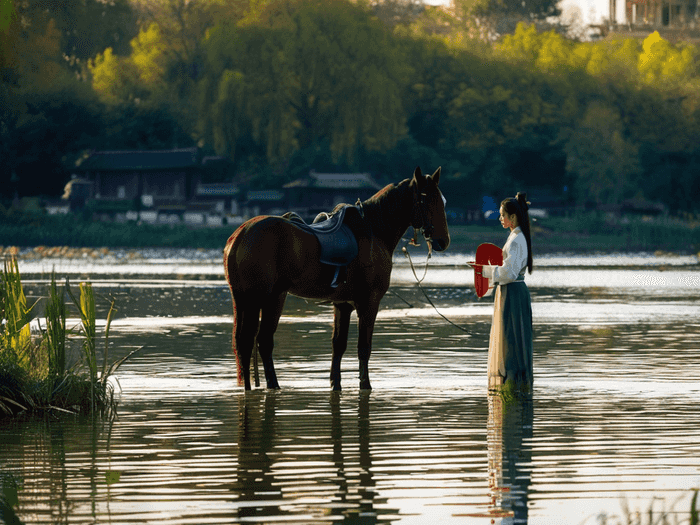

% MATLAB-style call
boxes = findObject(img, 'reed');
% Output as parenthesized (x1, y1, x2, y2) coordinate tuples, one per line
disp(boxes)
(594, 489, 700, 525)
(44, 272, 66, 381)
(0, 258, 140, 417)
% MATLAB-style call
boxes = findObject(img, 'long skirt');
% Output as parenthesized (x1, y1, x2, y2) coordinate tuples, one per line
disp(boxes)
(487, 281, 533, 391)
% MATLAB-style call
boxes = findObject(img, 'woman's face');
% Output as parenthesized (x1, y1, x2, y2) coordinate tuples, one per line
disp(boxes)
(499, 206, 517, 230)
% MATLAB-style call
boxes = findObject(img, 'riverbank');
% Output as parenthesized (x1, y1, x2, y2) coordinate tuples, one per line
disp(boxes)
(1, 211, 699, 255)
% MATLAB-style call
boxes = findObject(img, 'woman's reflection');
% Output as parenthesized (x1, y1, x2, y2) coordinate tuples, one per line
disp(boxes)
(487, 392, 533, 523)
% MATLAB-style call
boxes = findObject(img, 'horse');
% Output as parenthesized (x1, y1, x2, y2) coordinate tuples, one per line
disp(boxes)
(223, 166, 450, 391)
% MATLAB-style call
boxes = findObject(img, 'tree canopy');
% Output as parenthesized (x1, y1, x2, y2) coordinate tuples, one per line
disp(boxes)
(2, 0, 700, 215)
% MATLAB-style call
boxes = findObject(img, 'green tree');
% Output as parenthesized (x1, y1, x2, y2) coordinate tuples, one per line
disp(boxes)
(452, 0, 561, 38)
(564, 101, 641, 206)
(637, 31, 697, 86)
(199, 0, 410, 169)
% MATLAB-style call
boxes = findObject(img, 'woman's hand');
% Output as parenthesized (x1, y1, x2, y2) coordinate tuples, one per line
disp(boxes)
(467, 262, 483, 275)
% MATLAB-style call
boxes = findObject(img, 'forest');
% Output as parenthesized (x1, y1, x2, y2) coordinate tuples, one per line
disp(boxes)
(2, 0, 700, 214)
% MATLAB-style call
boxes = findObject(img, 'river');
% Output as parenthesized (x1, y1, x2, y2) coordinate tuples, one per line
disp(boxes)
(3, 248, 699, 524)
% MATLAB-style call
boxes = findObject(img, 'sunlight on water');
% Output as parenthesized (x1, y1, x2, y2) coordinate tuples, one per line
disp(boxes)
(3, 257, 700, 524)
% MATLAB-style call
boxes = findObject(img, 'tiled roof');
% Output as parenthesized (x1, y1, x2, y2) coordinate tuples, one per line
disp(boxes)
(75, 148, 202, 171)
(284, 171, 382, 190)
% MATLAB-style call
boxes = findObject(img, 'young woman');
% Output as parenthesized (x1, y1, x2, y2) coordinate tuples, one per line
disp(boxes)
(480, 193, 534, 392)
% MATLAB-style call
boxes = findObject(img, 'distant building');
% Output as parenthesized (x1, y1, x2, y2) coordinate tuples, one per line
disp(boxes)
(68, 150, 386, 225)
(558, 0, 700, 40)
(284, 170, 383, 219)
(71, 148, 239, 225)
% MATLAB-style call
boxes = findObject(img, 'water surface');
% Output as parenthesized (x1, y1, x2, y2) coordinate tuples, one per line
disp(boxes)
(3, 252, 699, 524)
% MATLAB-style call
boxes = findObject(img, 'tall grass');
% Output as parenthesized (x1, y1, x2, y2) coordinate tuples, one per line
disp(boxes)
(44, 273, 66, 381)
(0, 258, 140, 417)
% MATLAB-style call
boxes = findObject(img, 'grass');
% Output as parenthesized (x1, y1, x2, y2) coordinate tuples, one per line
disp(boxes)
(0, 258, 141, 417)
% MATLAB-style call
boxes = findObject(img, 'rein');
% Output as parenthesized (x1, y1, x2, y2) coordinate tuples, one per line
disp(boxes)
(402, 229, 431, 283)
(401, 235, 471, 336)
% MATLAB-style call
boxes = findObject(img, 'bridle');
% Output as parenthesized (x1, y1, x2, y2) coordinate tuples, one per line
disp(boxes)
(411, 186, 445, 249)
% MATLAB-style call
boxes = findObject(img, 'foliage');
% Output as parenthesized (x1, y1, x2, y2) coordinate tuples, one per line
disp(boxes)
(4, 0, 700, 215)
(0, 259, 32, 362)
(452, 0, 561, 37)
(563, 101, 641, 206)
(0, 260, 140, 417)
(198, 0, 411, 169)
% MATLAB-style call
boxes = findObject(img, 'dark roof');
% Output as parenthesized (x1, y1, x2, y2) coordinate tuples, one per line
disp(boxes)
(247, 190, 285, 202)
(284, 171, 382, 190)
(75, 148, 202, 171)
(196, 183, 240, 197)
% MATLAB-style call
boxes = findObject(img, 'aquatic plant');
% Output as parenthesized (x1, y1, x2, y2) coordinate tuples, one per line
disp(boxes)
(0, 258, 140, 417)
(593, 489, 700, 525)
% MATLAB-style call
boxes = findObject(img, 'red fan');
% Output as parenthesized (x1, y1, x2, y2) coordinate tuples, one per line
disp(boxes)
(467, 243, 503, 298)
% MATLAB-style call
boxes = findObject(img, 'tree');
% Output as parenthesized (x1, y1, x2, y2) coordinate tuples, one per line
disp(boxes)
(452, 0, 561, 39)
(637, 31, 697, 86)
(198, 0, 411, 169)
(563, 101, 641, 206)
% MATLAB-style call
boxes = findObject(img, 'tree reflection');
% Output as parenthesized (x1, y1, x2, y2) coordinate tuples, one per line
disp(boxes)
(487, 392, 533, 524)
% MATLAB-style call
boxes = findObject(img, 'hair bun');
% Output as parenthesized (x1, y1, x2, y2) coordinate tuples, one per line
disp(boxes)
(516, 192, 530, 211)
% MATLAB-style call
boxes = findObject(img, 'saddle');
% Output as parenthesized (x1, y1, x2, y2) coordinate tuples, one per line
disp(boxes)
(283, 205, 360, 288)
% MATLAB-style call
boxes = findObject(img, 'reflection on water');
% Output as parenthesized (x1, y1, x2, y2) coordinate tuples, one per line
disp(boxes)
(487, 395, 533, 524)
(3, 261, 700, 524)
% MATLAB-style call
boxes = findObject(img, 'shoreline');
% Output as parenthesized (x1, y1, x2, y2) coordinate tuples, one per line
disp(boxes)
(2, 215, 699, 258)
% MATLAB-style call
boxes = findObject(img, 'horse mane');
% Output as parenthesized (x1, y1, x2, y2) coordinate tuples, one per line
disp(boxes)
(363, 179, 410, 213)
(359, 179, 413, 247)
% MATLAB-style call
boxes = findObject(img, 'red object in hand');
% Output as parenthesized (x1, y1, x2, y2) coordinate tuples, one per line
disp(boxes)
(467, 243, 503, 298)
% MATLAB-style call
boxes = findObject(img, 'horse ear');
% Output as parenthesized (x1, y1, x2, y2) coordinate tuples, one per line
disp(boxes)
(431, 167, 441, 185)
(412, 166, 426, 188)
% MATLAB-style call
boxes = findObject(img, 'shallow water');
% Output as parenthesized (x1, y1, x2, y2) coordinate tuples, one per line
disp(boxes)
(3, 252, 700, 524)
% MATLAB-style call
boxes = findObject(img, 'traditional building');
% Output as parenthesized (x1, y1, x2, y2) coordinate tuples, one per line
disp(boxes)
(71, 148, 239, 225)
(284, 170, 383, 220)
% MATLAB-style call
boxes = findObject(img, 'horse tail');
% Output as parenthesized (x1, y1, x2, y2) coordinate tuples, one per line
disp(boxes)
(224, 223, 249, 387)
(231, 295, 244, 386)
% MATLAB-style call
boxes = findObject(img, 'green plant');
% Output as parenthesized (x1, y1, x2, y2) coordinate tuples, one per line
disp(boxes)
(1, 258, 141, 417)
(0, 259, 33, 365)
(65, 280, 139, 415)
(44, 272, 67, 381)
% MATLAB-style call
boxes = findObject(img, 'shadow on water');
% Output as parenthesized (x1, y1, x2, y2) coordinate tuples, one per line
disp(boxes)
(234, 391, 386, 523)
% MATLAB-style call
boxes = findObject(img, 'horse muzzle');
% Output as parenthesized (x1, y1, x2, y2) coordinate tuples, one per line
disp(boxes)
(429, 237, 449, 252)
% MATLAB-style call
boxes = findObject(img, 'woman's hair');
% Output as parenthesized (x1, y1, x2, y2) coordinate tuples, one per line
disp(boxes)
(501, 192, 533, 274)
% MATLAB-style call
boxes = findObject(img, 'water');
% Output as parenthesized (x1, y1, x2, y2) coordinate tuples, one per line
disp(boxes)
(2, 251, 699, 524)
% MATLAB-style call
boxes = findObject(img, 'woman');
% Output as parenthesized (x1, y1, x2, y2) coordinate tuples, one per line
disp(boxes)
(479, 193, 534, 392)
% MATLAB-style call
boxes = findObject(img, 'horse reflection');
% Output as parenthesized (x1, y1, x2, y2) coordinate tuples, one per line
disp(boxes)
(234, 392, 392, 522)
(487, 393, 533, 523)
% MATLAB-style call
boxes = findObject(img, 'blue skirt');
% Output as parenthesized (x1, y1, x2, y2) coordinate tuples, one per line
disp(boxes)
(488, 281, 533, 390)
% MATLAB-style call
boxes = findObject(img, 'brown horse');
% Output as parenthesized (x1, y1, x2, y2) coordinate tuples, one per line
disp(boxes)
(223, 167, 450, 391)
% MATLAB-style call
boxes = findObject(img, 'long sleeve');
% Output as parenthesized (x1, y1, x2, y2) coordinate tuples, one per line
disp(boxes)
(482, 229, 528, 285)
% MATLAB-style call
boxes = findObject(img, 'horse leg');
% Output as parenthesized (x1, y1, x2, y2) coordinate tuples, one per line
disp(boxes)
(257, 292, 287, 389)
(356, 303, 380, 390)
(330, 303, 354, 391)
(235, 303, 261, 391)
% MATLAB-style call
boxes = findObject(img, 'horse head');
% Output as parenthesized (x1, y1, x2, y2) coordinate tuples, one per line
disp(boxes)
(410, 166, 450, 252)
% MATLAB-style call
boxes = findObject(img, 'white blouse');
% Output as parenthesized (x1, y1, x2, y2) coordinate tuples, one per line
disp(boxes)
(482, 227, 528, 285)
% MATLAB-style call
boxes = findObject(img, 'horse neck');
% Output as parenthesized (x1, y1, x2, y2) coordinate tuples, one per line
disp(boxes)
(362, 181, 414, 252)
